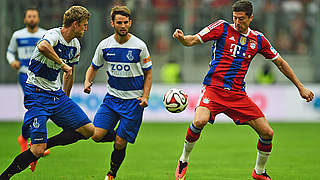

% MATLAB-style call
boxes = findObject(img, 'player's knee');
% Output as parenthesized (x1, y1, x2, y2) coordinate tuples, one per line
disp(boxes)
(266, 128, 274, 139)
(91, 134, 103, 142)
(193, 119, 207, 129)
(261, 128, 274, 139)
(114, 142, 126, 150)
(86, 128, 94, 138)
(114, 137, 127, 150)
(31, 147, 45, 157)
(81, 124, 95, 138)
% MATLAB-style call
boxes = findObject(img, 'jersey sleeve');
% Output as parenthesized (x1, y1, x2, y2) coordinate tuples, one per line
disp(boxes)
(91, 42, 105, 69)
(140, 43, 152, 71)
(258, 35, 279, 60)
(196, 20, 226, 43)
(7, 32, 17, 64)
(41, 31, 59, 47)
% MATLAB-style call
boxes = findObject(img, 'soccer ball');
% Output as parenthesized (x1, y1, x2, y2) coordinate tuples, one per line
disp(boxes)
(163, 88, 188, 113)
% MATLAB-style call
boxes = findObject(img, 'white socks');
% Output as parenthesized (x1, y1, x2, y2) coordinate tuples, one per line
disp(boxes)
(254, 150, 270, 174)
(179, 141, 196, 163)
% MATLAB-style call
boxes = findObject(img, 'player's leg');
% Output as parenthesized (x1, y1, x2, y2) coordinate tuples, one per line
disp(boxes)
(46, 125, 93, 150)
(91, 101, 118, 143)
(247, 117, 273, 180)
(175, 106, 210, 180)
(46, 96, 93, 149)
(106, 98, 144, 179)
(92, 127, 116, 142)
(0, 113, 48, 179)
(0, 145, 43, 179)
(107, 135, 128, 179)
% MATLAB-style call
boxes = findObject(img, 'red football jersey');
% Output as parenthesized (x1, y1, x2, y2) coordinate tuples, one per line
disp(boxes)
(196, 20, 279, 92)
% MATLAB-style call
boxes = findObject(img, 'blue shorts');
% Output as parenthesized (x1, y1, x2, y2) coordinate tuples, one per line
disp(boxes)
(18, 73, 28, 94)
(93, 94, 144, 144)
(22, 84, 91, 144)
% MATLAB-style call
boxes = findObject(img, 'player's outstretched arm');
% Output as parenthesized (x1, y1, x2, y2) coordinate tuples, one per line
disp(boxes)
(37, 40, 72, 79)
(84, 65, 98, 94)
(272, 56, 314, 102)
(172, 29, 200, 47)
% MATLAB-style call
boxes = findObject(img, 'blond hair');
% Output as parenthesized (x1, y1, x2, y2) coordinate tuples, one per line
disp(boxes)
(63, 6, 90, 27)
(110, 6, 131, 21)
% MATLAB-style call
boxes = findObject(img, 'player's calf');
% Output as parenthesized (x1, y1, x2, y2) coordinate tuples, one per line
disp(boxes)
(76, 123, 95, 138)
(186, 123, 202, 143)
(46, 130, 89, 149)
(92, 131, 116, 142)
(0, 149, 39, 179)
(108, 145, 126, 178)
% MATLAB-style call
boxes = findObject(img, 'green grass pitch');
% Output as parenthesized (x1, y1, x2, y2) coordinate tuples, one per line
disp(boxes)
(0, 122, 320, 180)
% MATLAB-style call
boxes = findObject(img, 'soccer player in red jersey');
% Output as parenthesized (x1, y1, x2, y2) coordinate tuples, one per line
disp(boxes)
(173, 1, 314, 180)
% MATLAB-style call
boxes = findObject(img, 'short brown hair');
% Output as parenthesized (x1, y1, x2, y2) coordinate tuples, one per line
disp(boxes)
(232, 0, 253, 17)
(110, 6, 131, 22)
(63, 6, 90, 27)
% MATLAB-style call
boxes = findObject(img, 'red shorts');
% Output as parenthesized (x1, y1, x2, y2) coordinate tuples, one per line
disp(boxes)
(197, 85, 264, 125)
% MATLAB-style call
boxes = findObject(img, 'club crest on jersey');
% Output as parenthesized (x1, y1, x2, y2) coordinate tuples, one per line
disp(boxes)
(68, 48, 74, 59)
(240, 36, 247, 45)
(250, 42, 256, 49)
(33, 118, 40, 129)
(202, 97, 210, 104)
(126, 50, 134, 61)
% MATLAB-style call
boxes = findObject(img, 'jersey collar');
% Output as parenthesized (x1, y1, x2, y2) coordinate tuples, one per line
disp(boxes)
(231, 24, 251, 37)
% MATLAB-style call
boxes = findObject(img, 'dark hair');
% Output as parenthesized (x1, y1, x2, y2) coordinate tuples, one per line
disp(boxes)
(110, 6, 131, 22)
(232, 0, 253, 17)
(24, 7, 39, 18)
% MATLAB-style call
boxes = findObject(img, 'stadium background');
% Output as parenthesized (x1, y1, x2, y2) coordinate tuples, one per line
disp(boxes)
(0, 0, 319, 122)
(0, 1, 320, 179)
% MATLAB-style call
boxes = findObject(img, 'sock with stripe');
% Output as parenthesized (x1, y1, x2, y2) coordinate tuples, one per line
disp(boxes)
(254, 137, 272, 174)
(179, 123, 203, 163)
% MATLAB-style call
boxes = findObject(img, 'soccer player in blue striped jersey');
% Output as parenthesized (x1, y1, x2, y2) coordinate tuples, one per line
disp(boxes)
(1, 6, 94, 179)
(84, 6, 152, 180)
(6, 8, 47, 154)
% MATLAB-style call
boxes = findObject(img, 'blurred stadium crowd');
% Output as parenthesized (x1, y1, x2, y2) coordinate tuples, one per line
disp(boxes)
(1, 0, 320, 84)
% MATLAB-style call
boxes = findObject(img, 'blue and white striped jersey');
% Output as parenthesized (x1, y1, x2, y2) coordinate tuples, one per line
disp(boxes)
(27, 28, 81, 91)
(92, 34, 152, 99)
(7, 27, 47, 74)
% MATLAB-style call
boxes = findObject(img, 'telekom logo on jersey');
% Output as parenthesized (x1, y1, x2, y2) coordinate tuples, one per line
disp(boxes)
(230, 43, 242, 57)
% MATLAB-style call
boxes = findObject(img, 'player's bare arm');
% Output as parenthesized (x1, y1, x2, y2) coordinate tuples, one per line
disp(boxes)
(10, 60, 21, 70)
(37, 40, 72, 79)
(137, 69, 152, 107)
(173, 29, 200, 47)
(272, 56, 314, 102)
(63, 66, 75, 97)
(84, 65, 98, 94)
